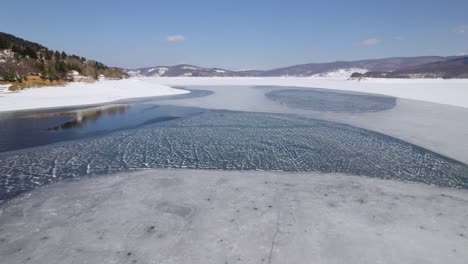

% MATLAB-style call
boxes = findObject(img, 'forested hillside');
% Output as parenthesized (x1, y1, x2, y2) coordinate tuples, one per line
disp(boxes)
(0, 32, 127, 84)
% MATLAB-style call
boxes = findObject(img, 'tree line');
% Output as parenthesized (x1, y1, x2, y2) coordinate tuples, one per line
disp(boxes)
(0, 32, 125, 81)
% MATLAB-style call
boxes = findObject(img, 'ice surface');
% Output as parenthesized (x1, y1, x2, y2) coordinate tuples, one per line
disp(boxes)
(265, 89, 396, 112)
(1, 110, 467, 202)
(1, 79, 468, 263)
(2, 77, 468, 112)
(154, 85, 468, 164)
(154, 77, 468, 108)
(0, 169, 467, 264)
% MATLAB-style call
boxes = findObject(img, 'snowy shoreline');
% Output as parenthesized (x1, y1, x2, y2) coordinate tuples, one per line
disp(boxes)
(1, 77, 467, 112)
(0, 78, 189, 113)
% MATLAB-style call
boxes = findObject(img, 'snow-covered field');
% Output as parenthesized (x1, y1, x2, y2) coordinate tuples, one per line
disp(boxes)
(0, 78, 188, 112)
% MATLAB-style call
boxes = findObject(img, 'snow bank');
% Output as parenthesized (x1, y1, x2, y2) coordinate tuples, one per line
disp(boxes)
(152, 77, 468, 108)
(0, 83, 12, 94)
(0, 78, 188, 112)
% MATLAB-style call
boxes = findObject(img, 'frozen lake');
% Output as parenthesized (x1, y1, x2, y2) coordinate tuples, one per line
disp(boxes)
(1, 169, 467, 264)
(1, 84, 468, 264)
(1, 86, 467, 201)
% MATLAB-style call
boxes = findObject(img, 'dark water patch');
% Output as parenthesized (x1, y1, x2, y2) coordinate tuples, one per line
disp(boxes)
(0, 105, 205, 152)
(45, 105, 129, 131)
(265, 89, 396, 112)
(1, 110, 467, 202)
(0, 88, 213, 153)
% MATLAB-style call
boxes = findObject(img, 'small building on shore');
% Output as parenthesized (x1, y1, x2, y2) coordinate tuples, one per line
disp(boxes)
(66, 70, 80, 78)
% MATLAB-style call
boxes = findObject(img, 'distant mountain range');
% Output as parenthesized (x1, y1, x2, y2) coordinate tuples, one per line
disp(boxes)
(352, 56, 468, 79)
(126, 56, 468, 79)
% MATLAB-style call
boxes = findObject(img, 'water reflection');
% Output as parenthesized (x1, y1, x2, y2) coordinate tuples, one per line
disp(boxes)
(0, 104, 205, 152)
(40, 105, 129, 131)
(0, 88, 213, 152)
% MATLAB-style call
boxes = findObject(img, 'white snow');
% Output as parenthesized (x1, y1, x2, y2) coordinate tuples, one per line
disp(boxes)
(182, 66, 199, 70)
(150, 77, 468, 108)
(0, 83, 12, 94)
(157, 67, 168, 76)
(313, 68, 368, 78)
(1, 169, 468, 264)
(214, 69, 226, 73)
(147, 68, 156, 73)
(2, 77, 468, 112)
(126, 70, 142, 77)
(0, 78, 188, 112)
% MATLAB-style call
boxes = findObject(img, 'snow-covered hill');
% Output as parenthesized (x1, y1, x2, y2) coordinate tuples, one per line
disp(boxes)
(312, 68, 368, 78)
(125, 65, 238, 77)
(127, 56, 465, 78)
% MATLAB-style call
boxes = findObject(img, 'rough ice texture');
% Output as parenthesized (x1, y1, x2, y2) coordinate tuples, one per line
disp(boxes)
(265, 89, 396, 112)
(0, 78, 188, 112)
(139, 85, 468, 164)
(0, 169, 467, 264)
(1, 110, 467, 202)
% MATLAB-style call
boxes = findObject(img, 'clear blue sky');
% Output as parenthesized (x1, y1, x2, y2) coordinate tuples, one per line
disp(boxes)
(1, 0, 467, 69)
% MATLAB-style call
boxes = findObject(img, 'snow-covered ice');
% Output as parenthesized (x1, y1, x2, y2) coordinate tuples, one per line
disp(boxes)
(1, 77, 468, 112)
(1, 77, 468, 263)
(152, 77, 468, 108)
(0, 78, 188, 112)
(1, 169, 467, 264)
(136, 84, 468, 164)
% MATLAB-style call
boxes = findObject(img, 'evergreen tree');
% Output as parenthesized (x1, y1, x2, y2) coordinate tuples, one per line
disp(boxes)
(36, 59, 45, 72)
(11, 44, 21, 53)
(55, 60, 66, 73)
(23, 46, 38, 59)
(54, 51, 61, 60)
(0, 37, 8, 49)
(45, 50, 53, 60)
